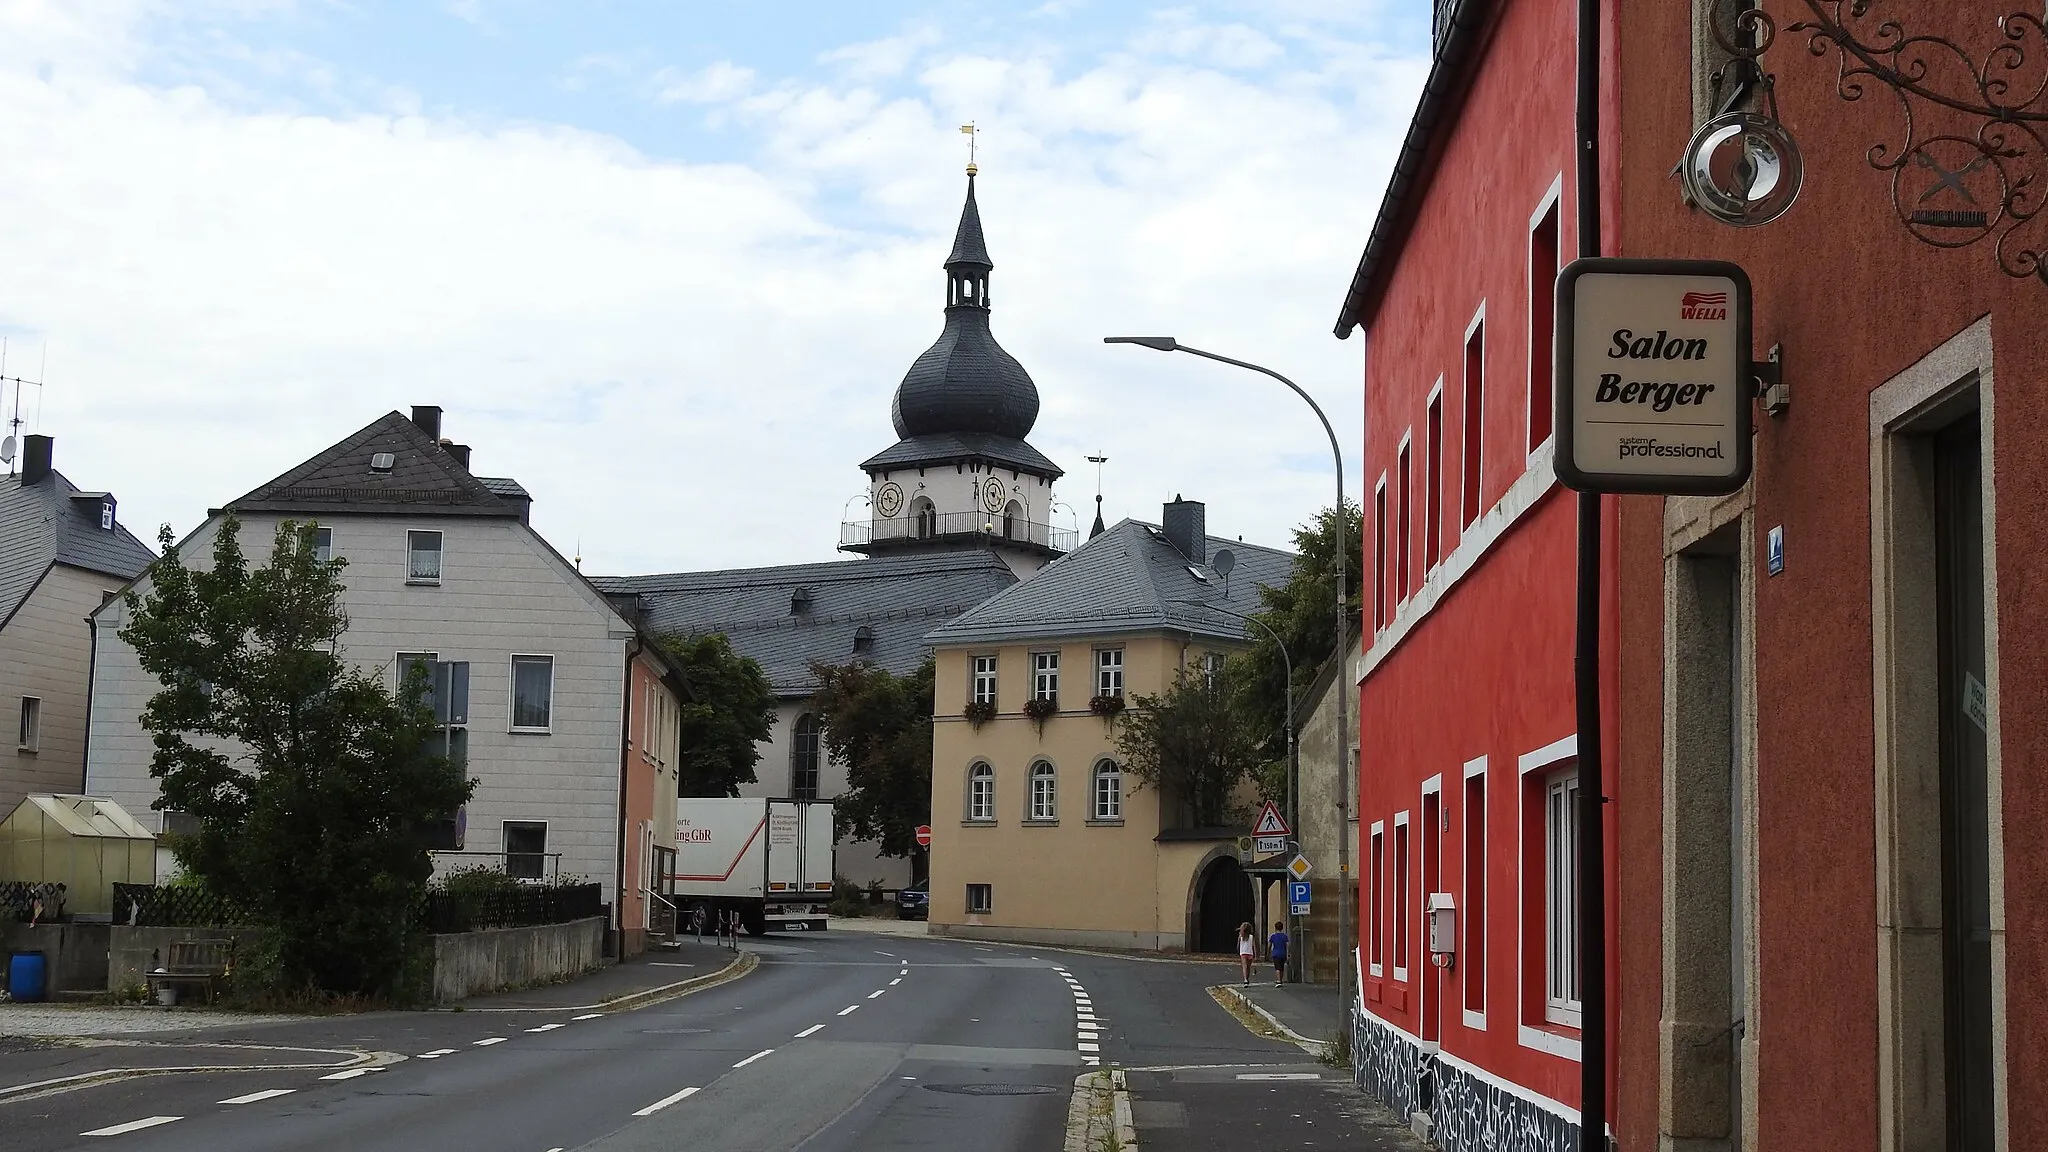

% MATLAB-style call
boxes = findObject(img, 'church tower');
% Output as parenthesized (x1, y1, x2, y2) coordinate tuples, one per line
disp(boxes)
(842, 169, 1069, 578)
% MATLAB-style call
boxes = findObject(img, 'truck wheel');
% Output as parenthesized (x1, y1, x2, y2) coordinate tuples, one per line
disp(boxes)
(743, 907, 767, 936)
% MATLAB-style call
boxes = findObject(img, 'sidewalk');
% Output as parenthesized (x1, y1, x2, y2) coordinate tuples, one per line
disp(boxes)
(457, 941, 745, 1010)
(1223, 980, 1343, 1049)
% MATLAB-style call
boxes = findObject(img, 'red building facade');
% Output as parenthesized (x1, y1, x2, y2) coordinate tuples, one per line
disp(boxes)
(1335, 0, 1617, 1146)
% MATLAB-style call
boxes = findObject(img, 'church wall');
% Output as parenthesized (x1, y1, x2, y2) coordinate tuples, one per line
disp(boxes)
(730, 699, 910, 895)
(867, 462, 1058, 547)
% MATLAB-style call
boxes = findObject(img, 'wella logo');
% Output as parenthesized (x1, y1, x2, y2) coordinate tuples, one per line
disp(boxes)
(1680, 291, 1728, 321)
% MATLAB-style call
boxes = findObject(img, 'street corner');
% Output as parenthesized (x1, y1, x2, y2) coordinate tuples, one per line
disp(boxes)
(0, 1036, 386, 1105)
(453, 939, 754, 1014)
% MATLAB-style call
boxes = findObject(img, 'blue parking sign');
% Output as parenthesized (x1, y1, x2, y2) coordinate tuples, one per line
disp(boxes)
(1288, 881, 1311, 908)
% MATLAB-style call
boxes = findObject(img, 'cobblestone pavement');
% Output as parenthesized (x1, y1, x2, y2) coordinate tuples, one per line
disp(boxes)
(0, 1005, 308, 1038)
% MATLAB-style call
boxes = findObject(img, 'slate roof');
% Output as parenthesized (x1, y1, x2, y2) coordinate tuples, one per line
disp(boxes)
(226, 411, 520, 519)
(861, 431, 1062, 478)
(476, 477, 531, 501)
(0, 468, 157, 630)
(590, 551, 1018, 698)
(946, 172, 993, 268)
(923, 518, 1295, 647)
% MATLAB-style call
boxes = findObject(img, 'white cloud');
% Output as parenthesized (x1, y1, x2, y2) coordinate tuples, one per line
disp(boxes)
(653, 60, 758, 104)
(0, 4, 1424, 575)
(818, 26, 942, 82)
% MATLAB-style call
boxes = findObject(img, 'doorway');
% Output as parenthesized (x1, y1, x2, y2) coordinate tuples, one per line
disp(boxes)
(1193, 855, 1255, 953)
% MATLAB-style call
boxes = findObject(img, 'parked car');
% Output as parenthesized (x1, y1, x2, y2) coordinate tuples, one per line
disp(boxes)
(897, 879, 928, 920)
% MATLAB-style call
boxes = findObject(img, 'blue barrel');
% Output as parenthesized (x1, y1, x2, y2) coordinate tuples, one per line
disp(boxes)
(7, 951, 47, 1003)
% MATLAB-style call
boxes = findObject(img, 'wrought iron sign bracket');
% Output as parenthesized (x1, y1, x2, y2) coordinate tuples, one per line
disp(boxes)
(1752, 343, 1789, 417)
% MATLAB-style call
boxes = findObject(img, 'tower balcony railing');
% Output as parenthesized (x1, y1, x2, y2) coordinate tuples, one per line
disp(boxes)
(842, 510, 1078, 555)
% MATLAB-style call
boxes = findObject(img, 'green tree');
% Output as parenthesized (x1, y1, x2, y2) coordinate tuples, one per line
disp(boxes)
(655, 633, 778, 797)
(808, 656, 935, 857)
(1113, 664, 1265, 829)
(1233, 501, 1364, 774)
(120, 515, 473, 999)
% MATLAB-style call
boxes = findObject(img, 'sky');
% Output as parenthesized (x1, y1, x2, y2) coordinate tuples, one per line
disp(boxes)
(0, 0, 1429, 575)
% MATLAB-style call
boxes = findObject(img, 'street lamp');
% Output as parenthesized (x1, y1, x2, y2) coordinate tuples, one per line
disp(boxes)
(1168, 597, 1304, 983)
(1107, 335, 1353, 1044)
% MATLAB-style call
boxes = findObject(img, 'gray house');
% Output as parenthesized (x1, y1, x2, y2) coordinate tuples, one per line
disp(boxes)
(0, 435, 156, 816)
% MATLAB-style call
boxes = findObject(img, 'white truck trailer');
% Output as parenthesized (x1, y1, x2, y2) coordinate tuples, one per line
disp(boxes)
(669, 798, 835, 935)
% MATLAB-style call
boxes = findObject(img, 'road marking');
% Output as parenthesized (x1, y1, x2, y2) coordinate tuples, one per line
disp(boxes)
(650, 962, 695, 967)
(219, 1089, 296, 1105)
(795, 1024, 825, 1038)
(320, 1067, 380, 1081)
(417, 1049, 457, 1059)
(1237, 1073, 1323, 1081)
(889, 978, 902, 986)
(1078, 1030, 1098, 1040)
(82, 1117, 181, 1136)
(1078, 1042, 1100, 1053)
(574, 1012, 604, 1020)
(867, 989, 885, 999)
(838, 1005, 860, 1016)
(632, 1086, 699, 1116)
(876, 950, 896, 957)
(733, 1049, 774, 1068)
(526, 1023, 564, 1032)
(1082, 1056, 1101, 1066)
(473, 1037, 507, 1046)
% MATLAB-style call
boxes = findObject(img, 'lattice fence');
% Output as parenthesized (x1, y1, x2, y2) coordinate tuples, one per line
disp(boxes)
(111, 883, 249, 927)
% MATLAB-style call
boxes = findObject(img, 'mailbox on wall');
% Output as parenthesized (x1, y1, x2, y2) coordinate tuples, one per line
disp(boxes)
(1426, 892, 1457, 957)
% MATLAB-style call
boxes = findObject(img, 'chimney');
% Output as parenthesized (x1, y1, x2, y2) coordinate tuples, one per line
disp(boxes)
(443, 443, 471, 469)
(411, 405, 443, 441)
(21, 434, 52, 485)
(1161, 495, 1206, 564)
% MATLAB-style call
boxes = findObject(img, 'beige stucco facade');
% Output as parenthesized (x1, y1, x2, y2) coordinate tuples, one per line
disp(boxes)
(1, 565, 131, 817)
(927, 632, 1246, 951)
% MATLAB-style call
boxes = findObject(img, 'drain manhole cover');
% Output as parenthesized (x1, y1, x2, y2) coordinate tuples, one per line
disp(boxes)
(922, 1083, 1060, 1096)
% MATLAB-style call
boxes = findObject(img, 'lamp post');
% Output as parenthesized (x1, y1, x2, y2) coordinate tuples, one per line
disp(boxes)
(1169, 596, 1303, 983)
(1107, 335, 1352, 1042)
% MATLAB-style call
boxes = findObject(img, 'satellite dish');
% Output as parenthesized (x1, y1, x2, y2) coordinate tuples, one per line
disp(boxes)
(0, 436, 13, 465)
(1212, 548, 1237, 578)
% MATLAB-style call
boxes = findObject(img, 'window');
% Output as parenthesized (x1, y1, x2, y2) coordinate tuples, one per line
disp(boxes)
(971, 655, 998, 706)
(1397, 437, 1412, 600)
(1033, 651, 1059, 700)
(1464, 764, 1488, 1017)
(510, 655, 554, 731)
(1092, 760, 1122, 821)
(1095, 648, 1123, 698)
(17, 697, 40, 752)
(1394, 812, 1411, 978)
(1462, 317, 1485, 528)
(161, 811, 203, 839)
(1373, 479, 1388, 630)
(852, 625, 874, 654)
(1545, 770, 1582, 1023)
(966, 762, 995, 822)
(966, 883, 993, 914)
(504, 821, 547, 880)
(1529, 199, 1561, 451)
(399, 653, 469, 764)
(1425, 391, 1444, 570)
(305, 525, 333, 563)
(1369, 823, 1385, 976)
(1028, 760, 1057, 821)
(791, 713, 821, 800)
(407, 530, 443, 583)
(913, 498, 937, 539)
(1002, 500, 1021, 540)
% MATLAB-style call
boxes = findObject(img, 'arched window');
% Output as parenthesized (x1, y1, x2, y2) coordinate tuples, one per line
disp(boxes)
(913, 497, 938, 539)
(790, 713, 821, 800)
(966, 762, 995, 822)
(1092, 760, 1123, 821)
(1002, 500, 1022, 540)
(1029, 760, 1058, 821)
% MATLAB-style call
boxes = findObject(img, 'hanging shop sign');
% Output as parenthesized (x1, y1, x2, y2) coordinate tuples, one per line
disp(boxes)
(1554, 258, 1753, 496)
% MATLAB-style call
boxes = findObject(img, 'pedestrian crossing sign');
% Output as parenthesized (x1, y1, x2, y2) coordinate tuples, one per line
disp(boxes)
(1252, 801, 1290, 837)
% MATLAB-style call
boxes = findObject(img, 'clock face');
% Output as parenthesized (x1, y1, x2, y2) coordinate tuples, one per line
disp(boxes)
(876, 482, 904, 518)
(982, 477, 1007, 513)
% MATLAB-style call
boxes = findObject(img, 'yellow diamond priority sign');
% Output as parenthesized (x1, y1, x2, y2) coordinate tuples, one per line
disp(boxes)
(1287, 854, 1313, 882)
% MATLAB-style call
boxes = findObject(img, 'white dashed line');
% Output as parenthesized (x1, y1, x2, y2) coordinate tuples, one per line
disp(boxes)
(868, 989, 885, 999)
(1078, 1042, 1100, 1053)
(574, 1012, 603, 1020)
(473, 1037, 506, 1046)
(838, 1005, 860, 1016)
(889, 978, 902, 986)
(876, 950, 896, 957)
(796, 1024, 825, 1038)
(1083, 1056, 1101, 1066)
(320, 1068, 380, 1081)
(416, 1049, 456, 1059)
(632, 1086, 699, 1116)
(82, 1117, 181, 1137)
(733, 1049, 774, 1068)
(219, 1089, 295, 1105)
(526, 1023, 564, 1032)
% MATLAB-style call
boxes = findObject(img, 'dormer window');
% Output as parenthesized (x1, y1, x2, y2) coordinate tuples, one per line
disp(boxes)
(853, 625, 874, 654)
(370, 452, 396, 474)
(791, 587, 815, 615)
(99, 499, 114, 531)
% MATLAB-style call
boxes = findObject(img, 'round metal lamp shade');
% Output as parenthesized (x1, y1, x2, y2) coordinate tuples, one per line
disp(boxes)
(1682, 112, 1804, 228)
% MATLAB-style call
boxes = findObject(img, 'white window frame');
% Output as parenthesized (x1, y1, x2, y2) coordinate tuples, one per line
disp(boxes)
(971, 654, 998, 706)
(1201, 650, 1223, 689)
(1424, 377, 1445, 575)
(1032, 650, 1059, 700)
(1027, 759, 1057, 822)
(1462, 754, 1489, 1031)
(1516, 733, 1582, 1060)
(1526, 174, 1566, 460)
(1373, 473, 1389, 632)
(965, 883, 993, 915)
(1544, 768, 1582, 1026)
(406, 529, 444, 584)
(1396, 428, 1414, 603)
(1393, 809, 1411, 982)
(1091, 760, 1122, 822)
(17, 696, 41, 752)
(1461, 302, 1488, 531)
(502, 819, 549, 881)
(309, 524, 333, 563)
(966, 762, 995, 823)
(509, 653, 555, 733)
(1095, 647, 1123, 698)
(1368, 820, 1386, 977)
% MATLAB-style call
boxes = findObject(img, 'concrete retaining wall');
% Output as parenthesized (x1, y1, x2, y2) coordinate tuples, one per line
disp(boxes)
(108, 926, 249, 994)
(1, 921, 112, 995)
(431, 916, 605, 1003)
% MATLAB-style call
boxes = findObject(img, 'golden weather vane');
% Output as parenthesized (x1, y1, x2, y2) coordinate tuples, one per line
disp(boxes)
(959, 122, 978, 175)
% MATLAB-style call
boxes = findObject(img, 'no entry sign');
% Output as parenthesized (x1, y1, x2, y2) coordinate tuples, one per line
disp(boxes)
(1554, 258, 1753, 495)
(914, 825, 932, 848)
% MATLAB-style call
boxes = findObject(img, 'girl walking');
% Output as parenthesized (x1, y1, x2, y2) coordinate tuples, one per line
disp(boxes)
(1237, 922, 1256, 986)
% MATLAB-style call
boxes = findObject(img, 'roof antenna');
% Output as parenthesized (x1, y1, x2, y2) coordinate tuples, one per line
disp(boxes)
(0, 339, 46, 479)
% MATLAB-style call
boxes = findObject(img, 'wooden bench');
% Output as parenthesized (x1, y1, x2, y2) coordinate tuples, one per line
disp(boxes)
(146, 939, 234, 1006)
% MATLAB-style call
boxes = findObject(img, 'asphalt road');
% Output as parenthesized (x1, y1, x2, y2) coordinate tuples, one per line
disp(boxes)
(0, 932, 1316, 1152)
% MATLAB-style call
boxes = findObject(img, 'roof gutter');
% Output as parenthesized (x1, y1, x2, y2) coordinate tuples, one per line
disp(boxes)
(1332, 0, 1496, 339)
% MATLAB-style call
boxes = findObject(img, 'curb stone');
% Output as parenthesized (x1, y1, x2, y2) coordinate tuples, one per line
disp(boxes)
(0, 1046, 396, 1104)
(1063, 1067, 1138, 1152)
(1216, 985, 1329, 1058)
(595, 949, 759, 1014)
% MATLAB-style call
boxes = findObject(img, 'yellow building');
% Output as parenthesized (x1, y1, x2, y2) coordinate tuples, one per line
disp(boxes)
(923, 498, 1292, 952)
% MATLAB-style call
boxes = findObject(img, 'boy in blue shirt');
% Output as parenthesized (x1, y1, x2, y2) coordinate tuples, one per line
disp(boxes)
(1268, 921, 1289, 986)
